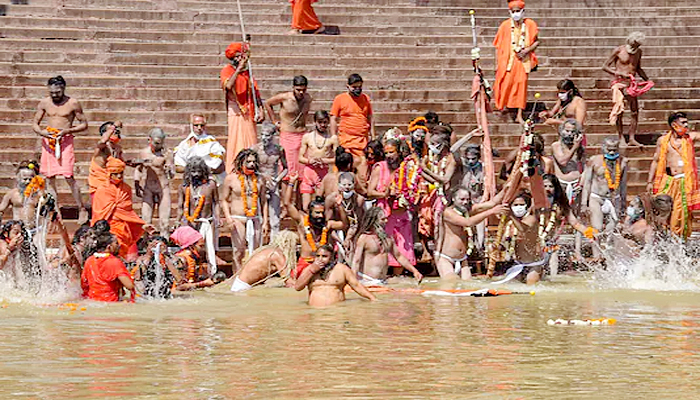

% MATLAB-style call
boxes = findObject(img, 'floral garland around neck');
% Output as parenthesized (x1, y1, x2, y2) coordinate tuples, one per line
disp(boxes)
(184, 186, 205, 223)
(538, 204, 559, 248)
(426, 151, 449, 205)
(454, 208, 476, 257)
(304, 215, 328, 252)
(391, 157, 422, 209)
(239, 173, 259, 217)
(604, 159, 622, 191)
(510, 19, 527, 53)
(503, 220, 518, 260)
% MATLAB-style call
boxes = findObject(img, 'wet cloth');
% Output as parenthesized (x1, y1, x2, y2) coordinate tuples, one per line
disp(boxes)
(295, 256, 314, 279)
(40, 128, 75, 178)
(230, 276, 253, 292)
(386, 211, 415, 267)
(435, 252, 469, 275)
(81, 253, 132, 302)
(493, 18, 539, 111)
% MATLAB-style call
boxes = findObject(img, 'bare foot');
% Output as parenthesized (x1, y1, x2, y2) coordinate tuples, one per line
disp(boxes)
(78, 208, 89, 225)
(286, 29, 300, 35)
(516, 117, 525, 125)
(313, 26, 326, 34)
(627, 138, 643, 147)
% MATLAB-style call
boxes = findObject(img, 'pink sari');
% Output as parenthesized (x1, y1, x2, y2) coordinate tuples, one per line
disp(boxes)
(374, 161, 415, 267)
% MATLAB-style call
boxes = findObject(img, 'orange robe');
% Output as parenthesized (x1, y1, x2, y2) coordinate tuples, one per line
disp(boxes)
(91, 181, 145, 258)
(88, 156, 112, 195)
(652, 131, 700, 238)
(220, 66, 260, 173)
(330, 92, 373, 159)
(290, 0, 322, 31)
(493, 18, 539, 111)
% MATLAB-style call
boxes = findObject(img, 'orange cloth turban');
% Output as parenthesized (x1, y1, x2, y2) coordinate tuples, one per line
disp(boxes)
(106, 158, 126, 174)
(225, 42, 244, 60)
(508, 0, 525, 9)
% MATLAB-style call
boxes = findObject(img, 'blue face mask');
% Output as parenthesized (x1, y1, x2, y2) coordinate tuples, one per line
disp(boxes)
(604, 153, 620, 161)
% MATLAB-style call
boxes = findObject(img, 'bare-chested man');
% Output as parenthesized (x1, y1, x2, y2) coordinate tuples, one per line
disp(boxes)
(284, 175, 346, 279)
(32, 75, 88, 222)
(229, 231, 298, 292)
(0, 160, 44, 224)
(551, 119, 586, 205)
(264, 75, 313, 180)
(178, 157, 221, 273)
(351, 207, 423, 285)
(539, 79, 587, 128)
(603, 32, 652, 147)
(320, 147, 355, 198)
(436, 187, 507, 280)
(298, 110, 338, 211)
(134, 128, 174, 236)
(581, 136, 628, 258)
(295, 245, 376, 307)
(325, 172, 365, 258)
(222, 149, 269, 272)
(251, 123, 288, 240)
(646, 112, 700, 239)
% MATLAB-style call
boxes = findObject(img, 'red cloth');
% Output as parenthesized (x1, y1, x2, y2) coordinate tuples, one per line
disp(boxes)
(91, 181, 145, 259)
(225, 42, 244, 59)
(291, 0, 322, 31)
(295, 257, 314, 279)
(612, 75, 655, 97)
(81, 254, 132, 302)
(330, 92, 373, 155)
(220, 67, 260, 121)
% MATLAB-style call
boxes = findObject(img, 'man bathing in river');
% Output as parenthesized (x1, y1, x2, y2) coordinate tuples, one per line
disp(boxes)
(351, 207, 423, 285)
(295, 245, 376, 307)
(0, 161, 45, 226)
(229, 231, 298, 292)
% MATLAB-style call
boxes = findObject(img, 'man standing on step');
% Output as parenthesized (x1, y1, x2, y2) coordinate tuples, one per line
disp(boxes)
(221, 42, 264, 173)
(288, 0, 325, 35)
(330, 74, 375, 167)
(646, 112, 700, 239)
(32, 75, 89, 223)
(603, 32, 653, 147)
(134, 128, 174, 237)
(264, 75, 312, 180)
(493, 0, 539, 124)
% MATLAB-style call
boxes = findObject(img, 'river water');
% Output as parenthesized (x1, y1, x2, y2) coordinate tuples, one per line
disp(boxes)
(2, 270, 700, 399)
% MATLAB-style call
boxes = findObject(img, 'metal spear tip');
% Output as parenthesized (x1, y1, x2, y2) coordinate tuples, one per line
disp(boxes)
(469, 9, 475, 15)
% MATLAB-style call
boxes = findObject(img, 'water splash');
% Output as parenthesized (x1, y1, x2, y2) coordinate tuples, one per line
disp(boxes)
(589, 233, 700, 291)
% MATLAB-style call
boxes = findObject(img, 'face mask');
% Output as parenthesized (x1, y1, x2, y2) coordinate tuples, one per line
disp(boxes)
(350, 87, 362, 97)
(242, 166, 255, 176)
(109, 135, 121, 144)
(342, 190, 355, 199)
(627, 206, 640, 219)
(547, 195, 554, 206)
(511, 204, 528, 218)
(674, 124, 689, 136)
(428, 144, 442, 155)
(510, 10, 524, 21)
(557, 92, 569, 102)
(604, 153, 620, 161)
(110, 177, 123, 185)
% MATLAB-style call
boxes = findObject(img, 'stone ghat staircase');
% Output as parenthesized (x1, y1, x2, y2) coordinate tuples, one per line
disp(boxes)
(1, 0, 699, 229)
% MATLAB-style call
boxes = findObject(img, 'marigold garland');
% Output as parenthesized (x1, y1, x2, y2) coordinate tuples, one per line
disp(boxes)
(239, 173, 259, 217)
(183, 186, 205, 223)
(604, 159, 622, 191)
(23, 175, 45, 198)
(304, 215, 328, 252)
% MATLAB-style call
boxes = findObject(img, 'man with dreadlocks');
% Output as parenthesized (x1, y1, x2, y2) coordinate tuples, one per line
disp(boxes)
(178, 156, 220, 273)
(295, 245, 376, 307)
(0, 160, 45, 225)
(0, 220, 41, 292)
(285, 175, 346, 279)
(222, 149, 268, 272)
(229, 231, 299, 292)
(91, 158, 145, 261)
(351, 207, 423, 284)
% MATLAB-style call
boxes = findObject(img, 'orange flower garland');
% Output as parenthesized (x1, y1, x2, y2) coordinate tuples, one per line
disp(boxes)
(45, 127, 61, 152)
(238, 174, 259, 217)
(23, 175, 45, 198)
(183, 186, 205, 223)
(604, 160, 622, 191)
(304, 215, 328, 252)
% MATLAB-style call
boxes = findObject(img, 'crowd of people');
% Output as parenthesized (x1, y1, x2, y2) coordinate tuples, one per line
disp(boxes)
(0, 0, 696, 307)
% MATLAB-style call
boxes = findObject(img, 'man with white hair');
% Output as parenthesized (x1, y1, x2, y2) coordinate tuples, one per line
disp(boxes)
(174, 114, 226, 184)
(603, 31, 654, 147)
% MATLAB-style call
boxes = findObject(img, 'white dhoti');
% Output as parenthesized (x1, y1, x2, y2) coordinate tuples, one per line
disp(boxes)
(435, 252, 469, 274)
(230, 276, 253, 292)
(196, 217, 217, 274)
(590, 193, 618, 222)
(232, 215, 261, 256)
(559, 178, 579, 204)
(358, 272, 386, 286)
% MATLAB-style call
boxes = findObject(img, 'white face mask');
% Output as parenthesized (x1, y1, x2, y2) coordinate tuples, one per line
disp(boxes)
(510, 10, 524, 21)
(429, 144, 442, 155)
(511, 204, 528, 218)
(557, 92, 569, 101)
(627, 206, 639, 219)
(342, 190, 354, 199)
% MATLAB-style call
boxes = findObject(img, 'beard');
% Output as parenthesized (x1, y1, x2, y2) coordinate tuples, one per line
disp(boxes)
(310, 216, 325, 228)
(411, 138, 424, 154)
(387, 157, 401, 170)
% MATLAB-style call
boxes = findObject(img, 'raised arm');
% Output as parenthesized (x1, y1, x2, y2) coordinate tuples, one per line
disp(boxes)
(449, 128, 479, 154)
(343, 264, 377, 300)
(444, 204, 506, 228)
(552, 136, 583, 167)
(294, 261, 320, 291)
(283, 177, 303, 222)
